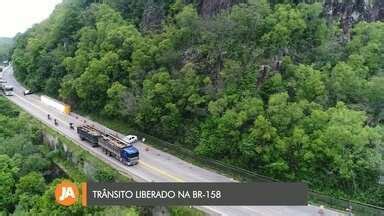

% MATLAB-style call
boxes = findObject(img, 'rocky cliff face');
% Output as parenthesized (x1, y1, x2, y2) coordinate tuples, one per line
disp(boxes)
(324, 0, 384, 34)
(196, 0, 384, 35)
(197, 0, 244, 17)
(325, 0, 384, 21)
(196, 0, 384, 21)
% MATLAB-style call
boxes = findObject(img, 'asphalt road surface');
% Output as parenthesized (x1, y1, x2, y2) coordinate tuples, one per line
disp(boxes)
(1, 66, 344, 216)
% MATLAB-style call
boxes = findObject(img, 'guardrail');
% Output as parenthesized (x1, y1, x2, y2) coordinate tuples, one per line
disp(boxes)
(125, 128, 384, 215)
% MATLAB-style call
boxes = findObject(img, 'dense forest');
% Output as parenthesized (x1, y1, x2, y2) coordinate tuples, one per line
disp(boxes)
(0, 37, 13, 63)
(0, 97, 140, 215)
(11, 0, 384, 206)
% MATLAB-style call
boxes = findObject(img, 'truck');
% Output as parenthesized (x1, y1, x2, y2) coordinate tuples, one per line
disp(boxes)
(1, 84, 13, 96)
(41, 95, 71, 114)
(77, 125, 101, 147)
(77, 125, 139, 166)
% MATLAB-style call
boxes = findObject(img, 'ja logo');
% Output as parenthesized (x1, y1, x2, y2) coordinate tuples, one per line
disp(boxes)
(55, 180, 79, 206)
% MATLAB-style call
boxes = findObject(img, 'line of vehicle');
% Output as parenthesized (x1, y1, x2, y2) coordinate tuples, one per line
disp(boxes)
(10, 93, 152, 182)
(4, 68, 189, 183)
(13, 91, 185, 183)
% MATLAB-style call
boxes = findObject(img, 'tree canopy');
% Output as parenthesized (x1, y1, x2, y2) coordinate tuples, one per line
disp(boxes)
(0, 37, 13, 63)
(11, 0, 384, 206)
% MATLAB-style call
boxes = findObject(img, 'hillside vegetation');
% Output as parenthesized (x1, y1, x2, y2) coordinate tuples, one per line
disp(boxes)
(11, 0, 384, 206)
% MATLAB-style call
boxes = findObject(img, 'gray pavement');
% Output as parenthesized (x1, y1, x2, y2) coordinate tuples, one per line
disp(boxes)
(1, 66, 345, 216)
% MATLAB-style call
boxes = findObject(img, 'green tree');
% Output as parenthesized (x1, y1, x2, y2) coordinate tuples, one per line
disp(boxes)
(365, 76, 384, 122)
(267, 92, 306, 134)
(328, 62, 366, 103)
(240, 115, 279, 165)
(0, 155, 18, 211)
(348, 22, 384, 75)
(0, 172, 15, 211)
(305, 103, 382, 191)
(16, 172, 46, 197)
(262, 4, 306, 56)
(135, 70, 183, 139)
(75, 60, 110, 111)
(104, 82, 128, 117)
(290, 64, 325, 102)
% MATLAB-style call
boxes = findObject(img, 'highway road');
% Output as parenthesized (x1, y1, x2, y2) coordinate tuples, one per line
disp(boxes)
(1, 66, 344, 216)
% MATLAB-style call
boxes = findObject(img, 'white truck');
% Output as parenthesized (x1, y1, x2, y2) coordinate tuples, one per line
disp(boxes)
(1, 84, 13, 96)
(40, 95, 71, 114)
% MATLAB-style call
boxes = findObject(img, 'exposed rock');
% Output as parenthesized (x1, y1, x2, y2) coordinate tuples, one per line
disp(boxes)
(196, 0, 384, 31)
(197, 0, 244, 17)
(194, 0, 384, 22)
(140, 0, 165, 32)
(324, 0, 384, 35)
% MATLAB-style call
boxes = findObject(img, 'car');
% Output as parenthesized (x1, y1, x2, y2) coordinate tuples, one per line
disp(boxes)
(124, 135, 138, 144)
(0, 79, 6, 83)
(24, 90, 33, 95)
